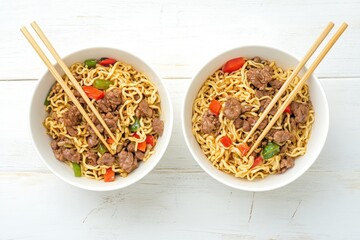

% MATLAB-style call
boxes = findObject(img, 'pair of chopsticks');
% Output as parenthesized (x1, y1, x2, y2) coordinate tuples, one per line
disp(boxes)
(21, 22, 117, 155)
(245, 22, 348, 157)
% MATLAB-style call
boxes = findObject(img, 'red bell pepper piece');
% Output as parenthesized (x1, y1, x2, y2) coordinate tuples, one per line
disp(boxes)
(133, 133, 146, 152)
(98, 58, 117, 66)
(146, 135, 155, 146)
(209, 99, 222, 116)
(222, 57, 246, 73)
(106, 138, 115, 144)
(82, 86, 105, 100)
(238, 143, 250, 156)
(104, 168, 115, 182)
(284, 104, 291, 114)
(251, 156, 263, 169)
(220, 136, 232, 148)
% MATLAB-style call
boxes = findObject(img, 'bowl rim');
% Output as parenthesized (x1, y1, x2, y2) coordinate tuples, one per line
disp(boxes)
(29, 46, 174, 191)
(182, 44, 329, 191)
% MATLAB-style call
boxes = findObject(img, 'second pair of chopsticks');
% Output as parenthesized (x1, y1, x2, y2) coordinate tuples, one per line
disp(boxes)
(21, 22, 117, 155)
(244, 22, 348, 157)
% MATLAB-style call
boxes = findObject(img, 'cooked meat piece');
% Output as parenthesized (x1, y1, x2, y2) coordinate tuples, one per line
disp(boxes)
(291, 102, 310, 124)
(87, 123, 104, 134)
(241, 105, 252, 113)
(106, 88, 122, 105)
(103, 112, 118, 132)
(259, 98, 277, 115)
(117, 150, 138, 173)
(252, 56, 261, 63)
(266, 129, 278, 139)
(224, 97, 242, 120)
(201, 111, 220, 134)
(66, 126, 78, 136)
(72, 89, 85, 104)
(273, 130, 293, 145)
(255, 89, 274, 98)
(261, 140, 268, 147)
(51, 140, 58, 150)
(279, 156, 295, 173)
(242, 117, 257, 132)
(280, 144, 288, 153)
(86, 152, 98, 166)
(136, 99, 153, 118)
(269, 79, 284, 89)
(53, 149, 65, 161)
(247, 66, 273, 90)
(135, 151, 145, 161)
(127, 142, 136, 153)
(97, 97, 112, 113)
(134, 94, 140, 100)
(153, 118, 164, 136)
(62, 148, 81, 163)
(258, 117, 268, 130)
(97, 153, 115, 166)
(87, 134, 99, 148)
(234, 118, 243, 129)
(63, 105, 82, 127)
(56, 138, 72, 147)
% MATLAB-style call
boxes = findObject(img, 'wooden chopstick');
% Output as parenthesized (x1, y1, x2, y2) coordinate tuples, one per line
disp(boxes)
(30, 21, 118, 145)
(21, 26, 116, 155)
(246, 22, 348, 157)
(243, 22, 334, 144)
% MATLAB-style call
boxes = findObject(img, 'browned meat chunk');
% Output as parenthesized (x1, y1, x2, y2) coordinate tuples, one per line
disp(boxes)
(54, 149, 64, 161)
(72, 89, 85, 104)
(258, 117, 268, 130)
(269, 79, 284, 89)
(106, 88, 122, 105)
(255, 89, 274, 98)
(117, 150, 138, 173)
(273, 130, 293, 145)
(224, 97, 242, 120)
(97, 153, 115, 166)
(87, 134, 99, 148)
(135, 151, 145, 161)
(66, 126, 78, 136)
(127, 142, 136, 153)
(63, 105, 82, 127)
(291, 102, 310, 124)
(153, 118, 164, 136)
(259, 98, 277, 115)
(103, 112, 118, 132)
(290, 118, 297, 132)
(62, 148, 81, 163)
(51, 140, 58, 150)
(234, 118, 243, 129)
(201, 111, 220, 134)
(247, 66, 273, 90)
(86, 152, 98, 166)
(242, 117, 257, 132)
(279, 156, 295, 173)
(252, 56, 261, 63)
(136, 99, 153, 118)
(97, 98, 112, 113)
(241, 105, 252, 113)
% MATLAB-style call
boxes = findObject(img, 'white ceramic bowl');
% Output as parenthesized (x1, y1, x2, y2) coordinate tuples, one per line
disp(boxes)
(182, 45, 329, 191)
(30, 47, 173, 191)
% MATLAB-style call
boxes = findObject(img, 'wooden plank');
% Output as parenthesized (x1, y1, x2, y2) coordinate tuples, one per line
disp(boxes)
(2, 0, 359, 80)
(0, 171, 359, 239)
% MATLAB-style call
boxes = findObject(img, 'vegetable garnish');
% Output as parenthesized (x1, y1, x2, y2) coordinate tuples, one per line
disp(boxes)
(262, 142, 280, 160)
(145, 135, 155, 146)
(222, 57, 246, 73)
(107, 138, 115, 144)
(137, 141, 147, 152)
(72, 163, 81, 177)
(251, 156, 263, 169)
(98, 143, 108, 155)
(82, 86, 105, 100)
(98, 58, 117, 66)
(84, 59, 97, 68)
(209, 99, 222, 116)
(220, 135, 232, 148)
(284, 104, 291, 114)
(238, 143, 250, 156)
(129, 117, 141, 132)
(104, 168, 115, 182)
(93, 79, 112, 90)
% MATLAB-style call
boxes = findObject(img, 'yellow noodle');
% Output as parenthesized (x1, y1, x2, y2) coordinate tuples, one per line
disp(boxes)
(192, 59, 314, 180)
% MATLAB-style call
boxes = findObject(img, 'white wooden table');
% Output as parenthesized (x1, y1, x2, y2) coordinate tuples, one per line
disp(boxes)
(1, 1, 359, 239)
